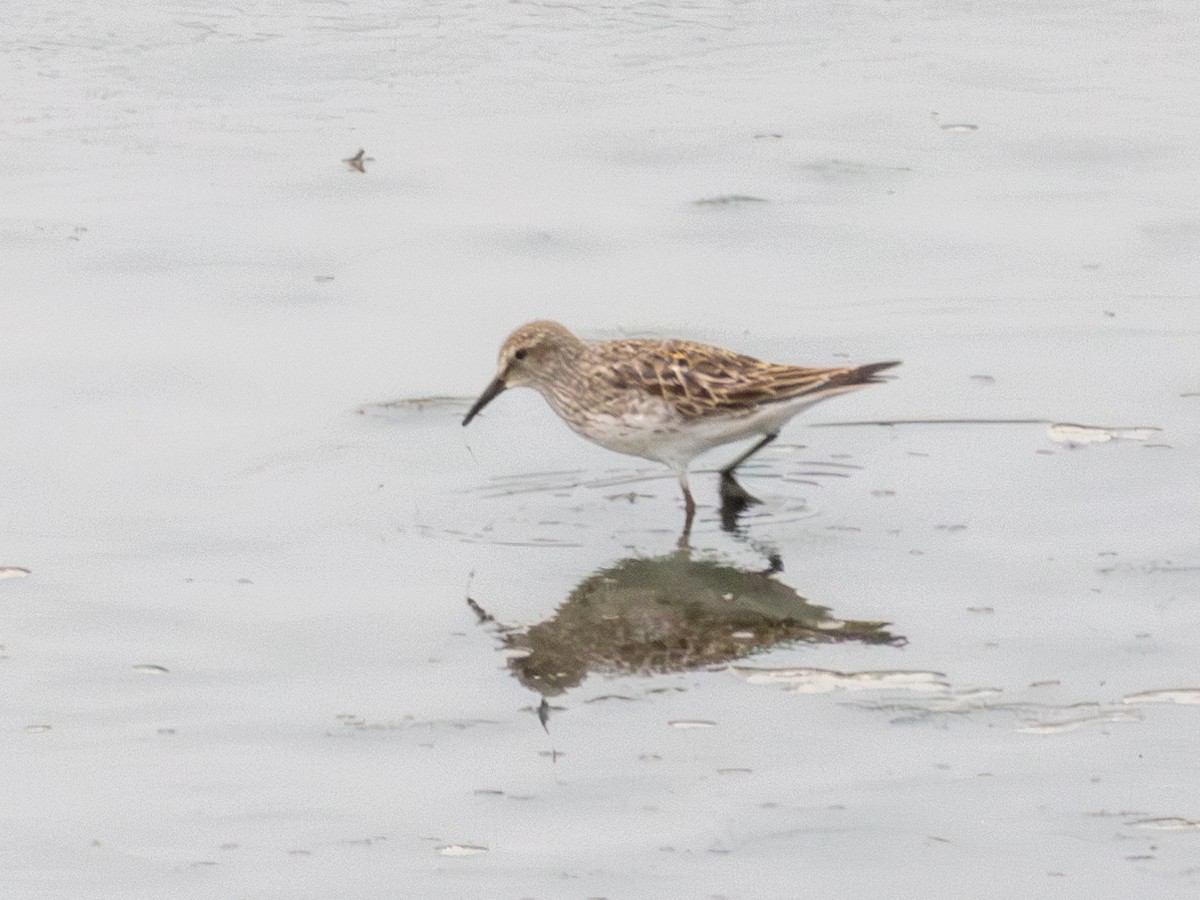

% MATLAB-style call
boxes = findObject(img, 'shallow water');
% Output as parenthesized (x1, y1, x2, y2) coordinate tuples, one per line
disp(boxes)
(3, 1, 1199, 897)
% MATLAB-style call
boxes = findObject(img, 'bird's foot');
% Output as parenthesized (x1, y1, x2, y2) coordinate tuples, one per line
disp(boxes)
(718, 472, 761, 533)
(719, 471, 761, 506)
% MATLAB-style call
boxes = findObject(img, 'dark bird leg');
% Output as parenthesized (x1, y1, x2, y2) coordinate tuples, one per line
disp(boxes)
(720, 431, 779, 478)
(675, 468, 696, 548)
(718, 431, 778, 514)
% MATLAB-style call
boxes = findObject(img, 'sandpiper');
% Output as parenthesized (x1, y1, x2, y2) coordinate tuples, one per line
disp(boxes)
(463, 321, 899, 532)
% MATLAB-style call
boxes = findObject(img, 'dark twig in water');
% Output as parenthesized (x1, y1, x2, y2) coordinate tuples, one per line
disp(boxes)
(466, 595, 494, 624)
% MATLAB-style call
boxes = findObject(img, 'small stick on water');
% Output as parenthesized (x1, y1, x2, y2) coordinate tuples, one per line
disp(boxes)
(466, 595, 493, 624)
(464, 571, 495, 623)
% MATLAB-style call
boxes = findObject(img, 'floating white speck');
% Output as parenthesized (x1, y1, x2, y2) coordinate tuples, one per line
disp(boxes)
(436, 844, 488, 857)
(1122, 688, 1200, 705)
(732, 666, 949, 694)
(0, 567, 30, 579)
(668, 719, 716, 729)
(1047, 423, 1161, 444)
(940, 123, 978, 132)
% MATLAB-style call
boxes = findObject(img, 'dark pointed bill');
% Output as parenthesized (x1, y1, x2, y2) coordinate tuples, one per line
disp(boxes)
(462, 376, 507, 426)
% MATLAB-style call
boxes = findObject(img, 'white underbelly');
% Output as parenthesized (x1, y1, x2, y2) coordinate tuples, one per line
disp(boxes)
(564, 393, 837, 467)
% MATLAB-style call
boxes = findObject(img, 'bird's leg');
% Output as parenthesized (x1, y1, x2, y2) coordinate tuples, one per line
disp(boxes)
(718, 431, 778, 510)
(676, 468, 696, 548)
(719, 431, 779, 478)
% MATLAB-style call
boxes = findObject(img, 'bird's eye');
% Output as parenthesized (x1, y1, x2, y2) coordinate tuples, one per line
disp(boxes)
(513, 348, 528, 361)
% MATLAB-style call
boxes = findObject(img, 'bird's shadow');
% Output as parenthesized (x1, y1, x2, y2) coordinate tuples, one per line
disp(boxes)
(466, 544, 904, 719)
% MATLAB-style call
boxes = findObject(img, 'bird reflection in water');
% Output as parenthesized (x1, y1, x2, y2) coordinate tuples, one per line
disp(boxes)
(469, 547, 903, 699)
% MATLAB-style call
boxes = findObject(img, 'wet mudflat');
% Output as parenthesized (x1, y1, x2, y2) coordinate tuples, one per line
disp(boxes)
(2, 1, 1199, 897)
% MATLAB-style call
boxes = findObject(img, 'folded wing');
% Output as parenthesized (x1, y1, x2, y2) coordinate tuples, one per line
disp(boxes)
(603, 340, 899, 420)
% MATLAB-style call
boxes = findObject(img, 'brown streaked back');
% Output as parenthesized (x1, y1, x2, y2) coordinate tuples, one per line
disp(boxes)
(594, 338, 899, 419)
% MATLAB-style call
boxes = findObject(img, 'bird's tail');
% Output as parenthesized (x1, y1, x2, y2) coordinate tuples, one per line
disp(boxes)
(839, 360, 901, 385)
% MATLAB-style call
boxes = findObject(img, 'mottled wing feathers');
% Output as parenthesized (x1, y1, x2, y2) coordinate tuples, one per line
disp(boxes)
(599, 339, 898, 420)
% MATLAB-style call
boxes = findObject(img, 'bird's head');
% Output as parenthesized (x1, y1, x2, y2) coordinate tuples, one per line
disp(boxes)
(462, 320, 581, 426)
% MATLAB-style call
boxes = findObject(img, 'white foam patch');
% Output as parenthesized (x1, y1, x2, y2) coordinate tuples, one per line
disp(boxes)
(436, 844, 489, 857)
(1128, 817, 1200, 831)
(732, 666, 949, 694)
(1047, 423, 1161, 444)
(1016, 708, 1142, 734)
(1122, 688, 1200, 705)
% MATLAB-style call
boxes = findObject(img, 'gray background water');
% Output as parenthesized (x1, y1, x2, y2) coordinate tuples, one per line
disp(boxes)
(3, 1, 1199, 896)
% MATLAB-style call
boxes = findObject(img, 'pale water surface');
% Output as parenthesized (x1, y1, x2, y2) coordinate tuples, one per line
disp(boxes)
(2, 1, 1199, 897)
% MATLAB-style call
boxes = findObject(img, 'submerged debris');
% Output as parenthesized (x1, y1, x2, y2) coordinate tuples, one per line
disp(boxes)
(358, 396, 471, 417)
(343, 148, 374, 173)
(693, 194, 768, 206)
